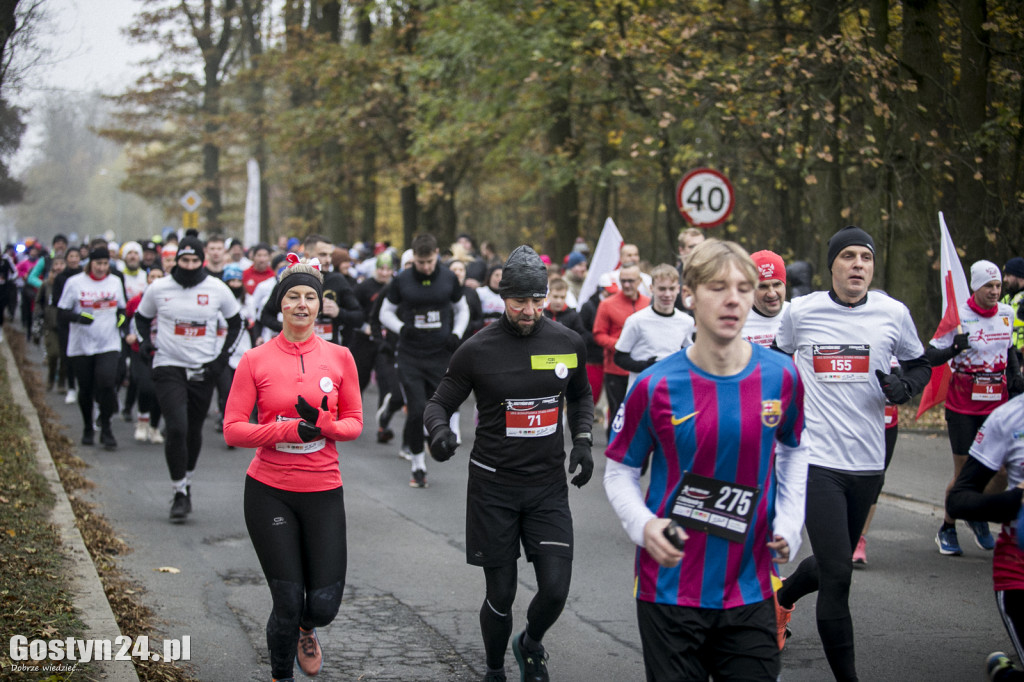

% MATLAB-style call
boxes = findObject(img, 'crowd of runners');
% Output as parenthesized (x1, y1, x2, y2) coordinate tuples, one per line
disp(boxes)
(4, 223, 1024, 681)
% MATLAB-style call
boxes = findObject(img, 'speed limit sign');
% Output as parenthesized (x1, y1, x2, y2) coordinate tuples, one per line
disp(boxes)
(675, 168, 734, 228)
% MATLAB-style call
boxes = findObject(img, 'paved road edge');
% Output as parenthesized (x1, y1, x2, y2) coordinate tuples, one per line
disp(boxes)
(2, 342, 139, 682)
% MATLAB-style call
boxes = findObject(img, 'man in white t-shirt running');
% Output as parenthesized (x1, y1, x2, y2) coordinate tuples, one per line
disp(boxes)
(928, 259, 1022, 556)
(136, 235, 243, 522)
(773, 225, 931, 681)
(613, 264, 694, 387)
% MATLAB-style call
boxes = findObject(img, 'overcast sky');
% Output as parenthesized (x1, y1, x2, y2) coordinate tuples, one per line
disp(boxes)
(30, 0, 154, 97)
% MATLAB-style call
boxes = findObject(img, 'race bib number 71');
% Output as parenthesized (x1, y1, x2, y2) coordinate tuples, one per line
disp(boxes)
(505, 395, 560, 437)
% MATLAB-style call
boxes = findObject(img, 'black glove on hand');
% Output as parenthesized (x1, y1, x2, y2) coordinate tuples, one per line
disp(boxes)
(203, 355, 229, 380)
(429, 426, 459, 462)
(295, 395, 328, 422)
(78, 312, 94, 325)
(568, 442, 594, 488)
(446, 333, 461, 353)
(1009, 372, 1024, 397)
(297, 421, 322, 443)
(875, 369, 911, 404)
(952, 332, 971, 354)
(139, 338, 156, 358)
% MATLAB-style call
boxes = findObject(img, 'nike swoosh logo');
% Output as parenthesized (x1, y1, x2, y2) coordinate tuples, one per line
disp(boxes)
(671, 411, 699, 426)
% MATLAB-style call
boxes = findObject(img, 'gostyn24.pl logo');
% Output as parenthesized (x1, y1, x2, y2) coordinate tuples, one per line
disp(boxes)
(9, 634, 190, 665)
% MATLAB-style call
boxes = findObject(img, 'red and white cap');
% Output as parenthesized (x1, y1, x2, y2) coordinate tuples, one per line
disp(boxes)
(750, 250, 786, 283)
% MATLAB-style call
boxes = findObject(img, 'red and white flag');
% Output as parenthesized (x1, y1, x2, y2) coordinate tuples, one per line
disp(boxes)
(576, 217, 624, 311)
(916, 213, 969, 418)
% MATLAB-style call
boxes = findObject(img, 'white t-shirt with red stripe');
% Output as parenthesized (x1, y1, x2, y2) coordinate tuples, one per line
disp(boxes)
(741, 301, 789, 348)
(968, 395, 1024, 590)
(57, 272, 126, 357)
(930, 301, 1013, 415)
(137, 275, 241, 369)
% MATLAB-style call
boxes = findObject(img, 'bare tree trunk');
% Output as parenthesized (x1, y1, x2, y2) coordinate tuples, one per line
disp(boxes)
(887, 0, 946, 332)
(356, 0, 376, 246)
(805, 0, 843, 273)
(951, 0, 991, 258)
(189, 0, 237, 232)
(545, 94, 579, 259)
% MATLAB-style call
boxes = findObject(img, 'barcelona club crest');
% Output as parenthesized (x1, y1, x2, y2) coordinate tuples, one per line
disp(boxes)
(761, 400, 782, 428)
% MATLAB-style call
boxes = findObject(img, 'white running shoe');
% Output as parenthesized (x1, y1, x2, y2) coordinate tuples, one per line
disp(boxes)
(134, 420, 150, 442)
(148, 425, 164, 444)
(64, 388, 77, 404)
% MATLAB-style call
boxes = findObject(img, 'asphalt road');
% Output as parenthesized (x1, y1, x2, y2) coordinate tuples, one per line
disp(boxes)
(27, 339, 1015, 681)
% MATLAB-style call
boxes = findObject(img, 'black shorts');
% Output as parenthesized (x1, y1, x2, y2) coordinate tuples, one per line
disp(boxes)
(465, 475, 573, 567)
(945, 409, 990, 456)
(635, 597, 779, 682)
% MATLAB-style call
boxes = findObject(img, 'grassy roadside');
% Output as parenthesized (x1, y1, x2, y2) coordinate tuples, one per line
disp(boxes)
(0, 338, 84, 680)
(3, 333, 193, 682)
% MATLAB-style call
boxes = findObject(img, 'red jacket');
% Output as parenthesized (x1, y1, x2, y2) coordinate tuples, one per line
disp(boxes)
(224, 332, 363, 492)
(242, 265, 275, 295)
(593, 291, 649, 375)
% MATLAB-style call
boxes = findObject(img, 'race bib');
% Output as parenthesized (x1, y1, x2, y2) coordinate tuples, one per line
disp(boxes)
(82, 297, 118, 310)
(174, 319, 208, 337)
(413, 309, 442, 330)
(669, 471, 760, 543)
(505, 395, 560, 437)
(812, 344, 870, 382)
(315, 321, 333, 341)
(884, 404, 898, 425)
(971, 372, 1003, 402)
(275, 439, 326, 454)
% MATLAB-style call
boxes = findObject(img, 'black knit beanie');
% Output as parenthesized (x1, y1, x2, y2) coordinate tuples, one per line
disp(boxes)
(826, 226, 874, 270)
(498, 245, 548, 299)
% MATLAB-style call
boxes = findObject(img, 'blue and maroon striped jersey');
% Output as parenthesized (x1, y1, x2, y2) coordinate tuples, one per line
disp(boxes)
(606, 343, 805, 609)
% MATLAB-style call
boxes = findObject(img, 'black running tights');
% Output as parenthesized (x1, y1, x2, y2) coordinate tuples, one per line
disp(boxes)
(244, 476, 347, 680)
(70, 351, 120, 431)
(479, 555, 572, 670)
(777, 466, 883, 682)
(152, 366, 215, 481)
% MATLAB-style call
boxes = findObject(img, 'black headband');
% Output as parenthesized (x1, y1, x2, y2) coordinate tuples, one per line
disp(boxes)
(277, 272, 324, 309)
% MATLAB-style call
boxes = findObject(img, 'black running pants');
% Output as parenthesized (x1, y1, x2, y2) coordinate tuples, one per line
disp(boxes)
(479, 555, 572, 670)
(777, 465, 883, 682)
(70, 351, 120, 431)
(244, 476, 347, 680)
(152, 366, 216, 481)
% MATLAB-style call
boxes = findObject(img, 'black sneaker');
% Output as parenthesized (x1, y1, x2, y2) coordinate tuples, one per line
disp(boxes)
(81, 429, 95, 446)
(512, 631, 549, 682)
(100, 426, 118, 451)
(170, 492, 190, 522)
(482, 672, 507, 682)
(409, 469, 428, 488)
(122, 409, 133, 423)
(377, 427, 394, 444)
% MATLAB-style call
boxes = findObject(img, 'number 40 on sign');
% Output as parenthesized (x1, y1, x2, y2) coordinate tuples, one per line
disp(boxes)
(675, 168, 735, 229)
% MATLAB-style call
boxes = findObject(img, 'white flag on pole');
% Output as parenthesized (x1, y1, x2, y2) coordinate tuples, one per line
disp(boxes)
(243, 158, 261, 247)
(576, 217, 624, 311)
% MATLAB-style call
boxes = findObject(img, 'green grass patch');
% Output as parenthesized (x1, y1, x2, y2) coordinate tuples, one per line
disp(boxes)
(0, 346, 85, 679)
